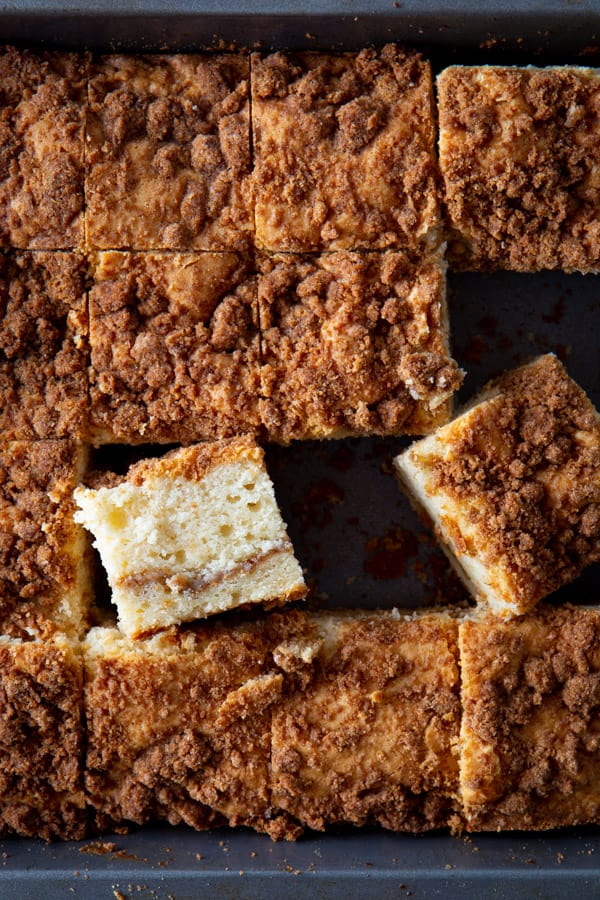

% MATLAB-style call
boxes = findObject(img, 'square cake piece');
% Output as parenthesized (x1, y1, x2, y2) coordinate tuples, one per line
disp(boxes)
(87, 54, 252, 250)
(270, 609, 461, 833)
(84, 620, 292, 838)
(252, 45, 440, 252)
(438, 65, 600, 272)
(0, 635, 86, 840)
(74, 437, 306, 638)
(0, 47, 86, 249)
(395, 355, 600, 617)
(0, 251, 89, 442)
(0, 440, 92, 640)
(88, 250, 260, 444)
(258, 250, 462, 442)
(459, 606, 600, 831)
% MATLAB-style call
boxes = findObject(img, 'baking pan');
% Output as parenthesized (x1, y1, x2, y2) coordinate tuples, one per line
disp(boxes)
(0, 3, 599, 897)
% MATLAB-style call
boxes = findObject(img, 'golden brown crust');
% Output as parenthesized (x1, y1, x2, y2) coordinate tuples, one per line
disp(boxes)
(438, 66, 600, 272)
(0, 440, 91, 639)
(460, 606, 600, 831)
(422, 355, 600, 612)
(252, 45, 440, 253)
(0, 47, 86, 249)
(0, 638, 86, 840)
(125, 435, 263, 485)
(88, 251, 261, 444)
(270, 611, 462, 833)
(87, 54, 252, 251)
(0, 252, 89, 441)
(258, 251, 462, 442)
(84, 619, 288, 837)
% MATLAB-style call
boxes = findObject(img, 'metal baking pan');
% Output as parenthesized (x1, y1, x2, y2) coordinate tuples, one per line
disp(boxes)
(1, 3, 599, 897)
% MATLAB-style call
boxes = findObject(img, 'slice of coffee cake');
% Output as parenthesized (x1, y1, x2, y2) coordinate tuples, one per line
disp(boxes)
(75, 437, 306, 637)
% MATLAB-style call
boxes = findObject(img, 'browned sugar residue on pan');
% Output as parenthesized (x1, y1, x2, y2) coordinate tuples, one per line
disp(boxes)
(363, 524, 418, 580)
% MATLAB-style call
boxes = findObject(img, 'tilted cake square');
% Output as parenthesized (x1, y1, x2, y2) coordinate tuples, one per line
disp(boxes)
(270, 609, 461, 833)
(252, 45, 440, 253)
(87, 54, 252, 251)
(0, 47, 86, 249)
(459, 606, 600, 831)
(438, 65, 600, 272)
(74, 437, 306, 638)
(0, 251, 89, 442)
(395, 355, 600, 617)
(258, 250, 462, 442)
(88, 251, 261, 444)
(0, 440, 92, 640)
(0, 635, 86, 840)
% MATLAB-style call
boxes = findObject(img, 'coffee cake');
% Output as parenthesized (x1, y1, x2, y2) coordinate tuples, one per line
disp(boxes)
(459, 606, 600, 831)
(438, 65, 600, 271)
(84, 619, 292, 838)
(0, 46, 86, 249)
(0, 635, 86, 840)
(87, 54, 252, 251)
(0, 440, 92, 640)
(252, 45, 440, 253)
(0, 251, 88, 442)
(270, 609, 461, 833)
(88, 250, 260, 444)
(258, 250, 462, 442)
(74, 438, 306, 638)
(395, 355, 600, 617)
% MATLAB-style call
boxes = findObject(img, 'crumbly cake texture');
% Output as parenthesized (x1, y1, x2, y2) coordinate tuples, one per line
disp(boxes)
(252, 45, 441, 253)
(0, 440, 92, 640)
(88, 251, 260, 444)
(0, 636, 86, 840)
(0, 252, 89, 442)
(87, 54, 252, 251)
(395, 355, 600, 617)
(0, 47, 86, 249)
(438, 65, 600, 272)
(459, 606, 600, 831)
(270, 609, 461, 833)
(258, 251, 462, 442)
(74, 437, 306, 638)
(84, 619, 293, 838)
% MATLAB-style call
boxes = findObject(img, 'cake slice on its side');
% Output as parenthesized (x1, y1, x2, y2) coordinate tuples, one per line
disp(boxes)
(0, 439, 93, 640)
(83, 620, 295, 839)
(459, 606, 600, 831)
(270, 609, 462, 834)
(75, 437, 306, 638)
(0, 635, 87, 840)
(395, 355, 600, 618)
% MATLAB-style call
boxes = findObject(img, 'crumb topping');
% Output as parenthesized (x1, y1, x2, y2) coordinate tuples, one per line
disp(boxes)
(422, 356, 600, 610)
(438, 66, 600, 271)
(0, 48, 86, 249)
(252, 45, 440, 252)
(87, 54, 252, 250)
(258, 251, 462, 442)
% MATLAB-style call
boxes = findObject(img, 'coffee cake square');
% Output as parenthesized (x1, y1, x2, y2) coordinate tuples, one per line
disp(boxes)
(258, 250, 462, 442)
(0, 440, 92, 640)
(395, 355, 600, 617)
(84, 620, 290, 839)
(88, 251, 261, 444)
(0, 635, 86, 840)
(87, 54, 252, 251)
(0, 251, 88, 442)
(459, 607, 600, 831)
(252, 45, 440, 252)
(270, 610, 461, 833)
(438, 65, 600, 271)
(0, 47, 86, 249)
